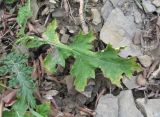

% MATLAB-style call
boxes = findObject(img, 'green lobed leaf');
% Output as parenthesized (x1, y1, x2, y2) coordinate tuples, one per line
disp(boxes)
(16, 20, 141, 92)
(17, 0, 32, 26)
(69, 34, 140, 91)
(43, 22, 140, 91)
(96, 45, 140, 85)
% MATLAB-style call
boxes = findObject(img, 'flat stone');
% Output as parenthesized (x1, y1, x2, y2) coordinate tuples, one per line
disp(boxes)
(49, 0, 56, 4)
(138, 55, 152, 67)
(43, 90, 59, 99)
(132, 30, 142, 45)
(133, 6, 142, 24)
(156, 7, 160, 14)
(110, 0, 119, 7)
(91, 8, 101, 25)
(119, 43, 142, 58)
(100, 8, 137, 48)
(118, 90, 144, 117)
(122, 76, 139, 89)
(101, 0, 114, 22)
(136, 98, 160, 117)
(96, 91, 144, 117)
(96, 94, 118, 117)
(142, 0, 156, 13)
(61, 34, 69, 44)
(152, 0, 160, 7)
(92, 0, 99, 3)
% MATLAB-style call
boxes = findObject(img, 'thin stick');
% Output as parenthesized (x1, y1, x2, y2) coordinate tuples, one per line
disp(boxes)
(77, 106, 96, 116)
(0, 101, 4, 117)
(79, 0, 88, 34)
(0, 83, 11, 90)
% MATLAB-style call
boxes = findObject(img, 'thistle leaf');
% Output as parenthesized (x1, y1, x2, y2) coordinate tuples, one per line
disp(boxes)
(16, 20, 141, 92)
(70, 35, 140, 91)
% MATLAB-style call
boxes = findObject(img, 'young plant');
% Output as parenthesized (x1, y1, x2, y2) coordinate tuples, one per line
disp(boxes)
(17, 0, 32, 27)
(16, 20, 141, 92)
(0, 52, 35, 116)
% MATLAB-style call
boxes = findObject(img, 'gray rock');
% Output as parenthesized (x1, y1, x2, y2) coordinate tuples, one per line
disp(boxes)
(61, 34, 69, 44)
(110, 0, 119, 7)
(118, 90, 144, 117)
(136, 98, 160, 117)
(103, 0, 107, 4)
(132, 30, 142, 45)
(100, 8, 137, 48)
(96, 90, 144, 117)
(150, 45, 160, 59)
(122, 76, 139, 89)
(52, 8, 66, 17)
(91, 8, 101, 25)
(96, 94, 118, 117)
(119, 43, 143, 58)
(92, 0, 99, 3)
(142, 0, 156, 13)
(133, 6, 142, 24)
(156, 7, 160, 14)
(101, 1, 114, 22)
(152, 0, 160, 7)
(138, 55, 152, 68)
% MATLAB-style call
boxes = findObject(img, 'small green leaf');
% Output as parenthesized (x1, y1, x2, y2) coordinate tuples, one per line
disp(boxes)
(71, 57, 95, 91)
(17, 0, 32, 26)
(36, 102, 51, 117)
(12, 99, 28, 117)
(44, 52, 57, 73)
(29, 108, 43, 117)
(44, 48, 67, 73)
(96, 45, 140, 86)
(43, 20, 59, 44)
(70, 32, 94, 52)
(4, 0, 17, 4)
(16, 36, 46, 48)
(3, 110, 17, 117)
(16, 20, 59, 49)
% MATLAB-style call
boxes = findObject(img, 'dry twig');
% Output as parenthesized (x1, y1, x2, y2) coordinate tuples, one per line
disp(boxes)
(79, 0, 88, 34)
(0, 100, 3, 117)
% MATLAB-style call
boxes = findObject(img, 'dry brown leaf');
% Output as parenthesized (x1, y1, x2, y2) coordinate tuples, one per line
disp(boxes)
(2, 90, 17, 107)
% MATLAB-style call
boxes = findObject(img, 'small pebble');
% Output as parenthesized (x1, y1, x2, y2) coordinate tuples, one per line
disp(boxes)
(152, 0, 160, 7)
(138, 55, 152, 68)
(136, 74, 147, 86)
